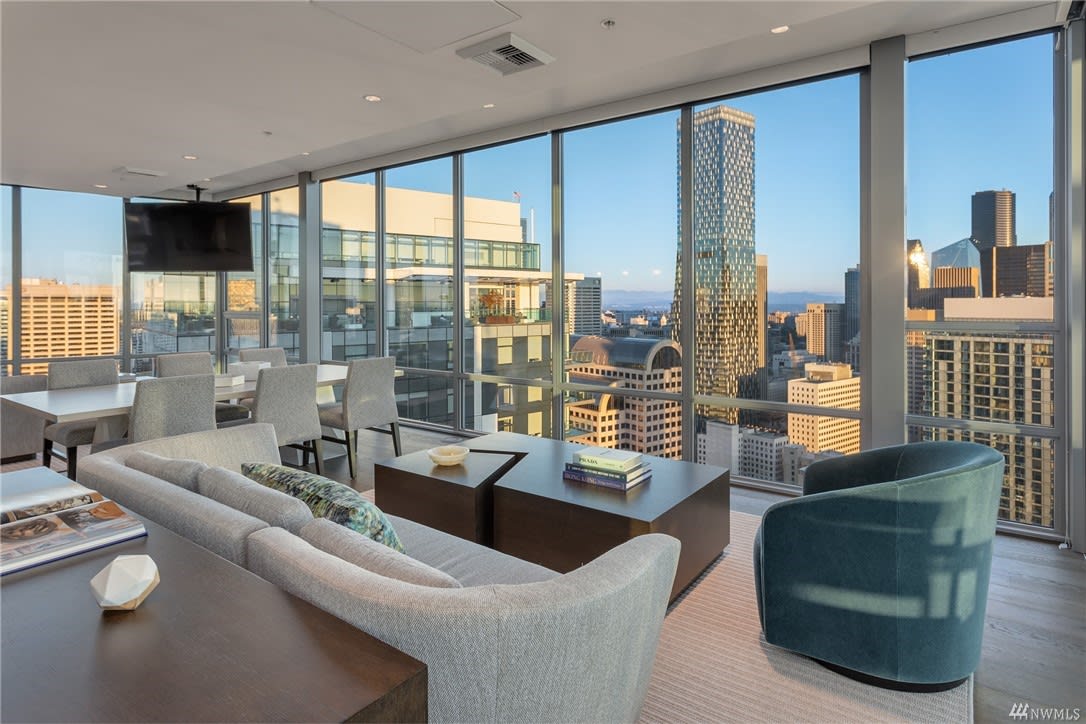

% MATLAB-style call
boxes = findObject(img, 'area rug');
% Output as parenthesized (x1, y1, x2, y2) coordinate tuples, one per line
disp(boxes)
(639, 510, 972, 723)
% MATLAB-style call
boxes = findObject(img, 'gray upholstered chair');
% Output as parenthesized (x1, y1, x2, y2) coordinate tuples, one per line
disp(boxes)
(129, 374, 217, 443)
(252, 363, 324, 473)
(1, 374, 48, 463)
(753, 440, 1006, 691)
(238, 347, 288, 367)
(156, 352, 250, 425)
(319, 357, 402, 478)
(43, 359, 119, 479)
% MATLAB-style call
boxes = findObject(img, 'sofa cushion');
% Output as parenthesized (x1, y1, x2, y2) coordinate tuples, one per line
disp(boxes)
(126, 451, 208, 492)
(198, 467, 313, 534)
(241, 463, 404, 552)
(387, 514, 558, 586)
(300, 518, 460, 588)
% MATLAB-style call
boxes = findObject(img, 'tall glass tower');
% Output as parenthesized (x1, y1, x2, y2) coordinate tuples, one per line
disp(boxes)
(673, 105, 758, 423)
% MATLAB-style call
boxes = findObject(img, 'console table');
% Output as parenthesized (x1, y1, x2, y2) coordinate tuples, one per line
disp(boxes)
(0, 477, 427, 723)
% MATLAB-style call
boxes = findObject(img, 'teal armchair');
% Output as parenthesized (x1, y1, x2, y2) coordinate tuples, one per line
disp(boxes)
(753, 441, 1005, 691)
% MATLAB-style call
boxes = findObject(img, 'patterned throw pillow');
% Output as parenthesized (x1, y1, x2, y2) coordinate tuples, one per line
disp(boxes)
(240, 463, 404, 552)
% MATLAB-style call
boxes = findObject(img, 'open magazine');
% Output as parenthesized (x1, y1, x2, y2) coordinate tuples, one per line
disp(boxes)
(0, 484, 146, 576)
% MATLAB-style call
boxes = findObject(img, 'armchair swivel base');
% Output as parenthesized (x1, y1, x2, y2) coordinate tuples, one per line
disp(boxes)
(814, 659, 969, 693)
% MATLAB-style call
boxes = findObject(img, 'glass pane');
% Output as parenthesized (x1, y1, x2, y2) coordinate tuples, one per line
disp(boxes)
(1, 186, 11, 371)
(908, 35, 1055, 312)
(396, 371, 454, 426)
(685, 78, 860, 481)
(321, 174, 377, 361)
(130, 271, 217, 372)
(22, 188, 123, 375)
(268, 188, 300, 359)
(463, 380, 551, 436)
(699, 403, 858, 485)
(385, 159, 452, 372)
(225, 194, 263, 362)
(463, 138, 552, 382)
(911, 426, 1055, 528)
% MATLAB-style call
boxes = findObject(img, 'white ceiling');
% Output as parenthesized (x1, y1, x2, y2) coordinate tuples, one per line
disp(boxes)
(0, 1, 1066, 200)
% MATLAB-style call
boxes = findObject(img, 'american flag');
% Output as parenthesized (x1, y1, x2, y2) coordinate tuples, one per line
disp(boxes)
(512, 191, 521, 201)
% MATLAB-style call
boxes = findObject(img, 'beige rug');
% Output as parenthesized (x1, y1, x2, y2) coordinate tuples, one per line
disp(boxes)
(639, 511, 972, 723)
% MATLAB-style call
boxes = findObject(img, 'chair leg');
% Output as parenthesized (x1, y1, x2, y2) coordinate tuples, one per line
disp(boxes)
(312, 439, 323, 475)
(66, 446, 78, 480)
(346, 430, 358, 480)
(42, 439, 53, 468)
(300, 446, 310, 468)
(391, 421, 402, 456)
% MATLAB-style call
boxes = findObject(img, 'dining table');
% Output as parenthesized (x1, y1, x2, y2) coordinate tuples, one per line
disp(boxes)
(0, 364, 355, 443)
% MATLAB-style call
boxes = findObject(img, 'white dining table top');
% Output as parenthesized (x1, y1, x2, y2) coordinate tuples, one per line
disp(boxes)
(0, 364, 353, 424)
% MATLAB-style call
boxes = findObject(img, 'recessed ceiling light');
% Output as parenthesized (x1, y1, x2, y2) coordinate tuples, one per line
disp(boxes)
(93, 184, 109, 189)
(771, 25, 790, 34)
(183, 154, 198, 160)
(301, 151, 311, 156)
(202, 178, 212, 182)
(363, 95, 382, 103)
(483, 103, 496, 109)
(600, 18, 616, 29)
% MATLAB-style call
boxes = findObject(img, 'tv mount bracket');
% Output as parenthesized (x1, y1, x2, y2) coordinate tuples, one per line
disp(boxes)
(186, 184, 206, 202)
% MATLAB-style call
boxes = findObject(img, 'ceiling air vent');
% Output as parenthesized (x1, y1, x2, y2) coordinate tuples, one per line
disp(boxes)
(113, 166, 168, 178)
(456, 33, 554, 76)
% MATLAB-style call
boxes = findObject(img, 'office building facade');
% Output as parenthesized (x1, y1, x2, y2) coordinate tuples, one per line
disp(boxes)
(787, 363, 861, 454)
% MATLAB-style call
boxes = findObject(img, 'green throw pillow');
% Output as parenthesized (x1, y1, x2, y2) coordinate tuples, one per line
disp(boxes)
(240, 463, 404, 552)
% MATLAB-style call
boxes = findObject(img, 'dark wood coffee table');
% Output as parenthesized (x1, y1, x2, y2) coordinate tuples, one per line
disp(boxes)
(374, 449, 518, 545)
(1, 487, 427, 723)
(470, 433, 730, 601)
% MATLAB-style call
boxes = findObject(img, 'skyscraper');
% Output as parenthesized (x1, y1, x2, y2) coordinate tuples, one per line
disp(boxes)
(571, 277, 602, 335)
(971, 189, 1016, 250)
(906, 239, 930, 308)
(930, 237, 981, 271)
(6, 280, 120, 375)
(805, 302, 843, 362)
(843, 265, 860, 362)
(673, 105, 757, 424)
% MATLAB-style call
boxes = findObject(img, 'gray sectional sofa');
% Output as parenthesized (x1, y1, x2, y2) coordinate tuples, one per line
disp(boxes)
(78, 424, 680, 723)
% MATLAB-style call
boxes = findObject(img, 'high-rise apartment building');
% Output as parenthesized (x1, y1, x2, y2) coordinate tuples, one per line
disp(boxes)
(843, 265, 860, 363)
(673, 105, 757, 424)
(5, 279, 119, 375)
(787, 363, 861, 454)
(926, 297, 1055, 526)
(571, 277, 602, 335)
(804, 303, 843, 362)
(971, 189, 1016, 250)
(697, 420, 787, 481)
(565, 335, 682, 459)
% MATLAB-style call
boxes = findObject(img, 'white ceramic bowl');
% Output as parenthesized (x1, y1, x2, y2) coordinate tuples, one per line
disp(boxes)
(427, 445, 470, 466)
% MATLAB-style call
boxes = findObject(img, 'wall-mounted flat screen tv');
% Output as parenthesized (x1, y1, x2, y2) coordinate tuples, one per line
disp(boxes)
(125, 201, 253, 272)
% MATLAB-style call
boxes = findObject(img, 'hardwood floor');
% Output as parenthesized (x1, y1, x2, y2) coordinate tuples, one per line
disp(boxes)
(7, 428, 1084, 722)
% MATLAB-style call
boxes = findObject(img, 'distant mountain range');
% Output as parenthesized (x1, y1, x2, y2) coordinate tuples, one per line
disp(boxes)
(601, 289, 842, 312)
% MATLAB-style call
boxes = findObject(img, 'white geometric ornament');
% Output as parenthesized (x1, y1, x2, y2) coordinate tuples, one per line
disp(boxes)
(89, 554, 160, 611)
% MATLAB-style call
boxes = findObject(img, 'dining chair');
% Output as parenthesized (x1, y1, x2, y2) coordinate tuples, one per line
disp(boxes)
(1, 374, 48, 463)
(239, 347, 288, 367)
(129, 374, 217, 442)
(319, 357, 401, 479)
(252, 363, 324, 474)
(156, 352, 250, 425)
(43, 359, 119, 479)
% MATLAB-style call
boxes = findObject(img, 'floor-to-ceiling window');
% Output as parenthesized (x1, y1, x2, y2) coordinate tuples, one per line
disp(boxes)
(385, 159, 455, 425)
(320, 173, 377, 362)
(906, 33, 1060, 529)
(19, 189, 123, 375)
(267, 187, 300, 360)
(563, 110, 683, 458)
(1, 186, 12, 376)
(462, 136, 552, 435)
(690, 76, 861, 487)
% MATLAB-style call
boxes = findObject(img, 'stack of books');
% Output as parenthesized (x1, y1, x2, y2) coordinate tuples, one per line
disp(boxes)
(563, 447, 651, 491)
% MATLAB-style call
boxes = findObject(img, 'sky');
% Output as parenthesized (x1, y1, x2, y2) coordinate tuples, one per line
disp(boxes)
(5, 34, 1055, 300)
